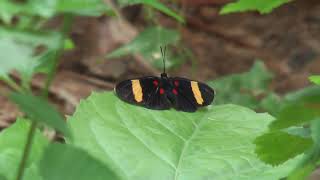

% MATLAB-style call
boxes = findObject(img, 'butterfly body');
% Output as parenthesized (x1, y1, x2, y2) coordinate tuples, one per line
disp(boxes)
(115, 72, 215, 112)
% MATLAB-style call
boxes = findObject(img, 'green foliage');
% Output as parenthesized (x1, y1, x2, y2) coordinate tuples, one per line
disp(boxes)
(0, 120, 121, 180)
(0, 0, 56, 24)
(311, 119, 320, 145)
(269, 103, 320, 130)
(10, 93, 70, 137)
(260, 93, 282, 115)
(1, 93, 306, 180)
(0, 28, 62, 85)
(117, 0, 183, 23)
(284, 86, 320, 103)
(0, 119, 48, 180)
(55, 0, 108, 16)
(254, 85, 320, 178)
(0, 37, 33, 79)
(0, 0, 184, 179)
(0, 0, 310, 179)
(290, 118, 320, 179)
(67, 92, 300, 180)
(208, 61, 274, 110)
(208, 62, 320, 124)
(40, 143, 121, 180)
(0, 0, 183, 23)
(63, 38, 75, 50)
(287, 163, 315, 180)
(220, 0, 292, 14)
(285, 127, 311, 138)
(107, 26, 181, 69)
(254, 131, 312, 166)
(309, 75, 320, 85)
(269, 85, 320, 130)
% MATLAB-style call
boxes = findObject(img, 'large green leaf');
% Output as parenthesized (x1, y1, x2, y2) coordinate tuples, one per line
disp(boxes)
(0, 119, 48, 180)
(40, 143, 121, 180)
(67, 92, 300, 180)
(220, 0, 292, 14)
(107, 26, 181, 69)
(208, 61, 273, 109)
(10, 92, 70, 137)
(0, 174, 6, 180)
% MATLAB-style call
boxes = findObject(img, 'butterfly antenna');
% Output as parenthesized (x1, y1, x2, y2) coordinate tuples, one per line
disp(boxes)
(160, 46, 167, 73)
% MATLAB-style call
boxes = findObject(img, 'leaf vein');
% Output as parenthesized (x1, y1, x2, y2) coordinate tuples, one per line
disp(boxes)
(149, 113, 187, 142)
(89, 99, 129, 179)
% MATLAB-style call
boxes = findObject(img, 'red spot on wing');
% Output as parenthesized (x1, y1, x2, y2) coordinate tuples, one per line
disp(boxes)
(159, 88, 165, 94)
(172, 89, 178, 95)
(153, 80, 158, 86)
(174, 80, 179, 86)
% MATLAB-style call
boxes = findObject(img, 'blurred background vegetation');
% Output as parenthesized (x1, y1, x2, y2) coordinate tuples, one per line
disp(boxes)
(1, 0, 319, 124)
(1, 0, 320, 179)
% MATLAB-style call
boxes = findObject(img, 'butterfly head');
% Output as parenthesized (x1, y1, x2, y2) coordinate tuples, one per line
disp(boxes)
(161, 72, 168, 79)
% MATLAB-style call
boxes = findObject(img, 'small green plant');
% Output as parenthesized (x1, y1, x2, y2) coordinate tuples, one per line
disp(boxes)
(254, 78, 320, 180)
(107, 26, 181, 70)
(208, 61, 276, 109)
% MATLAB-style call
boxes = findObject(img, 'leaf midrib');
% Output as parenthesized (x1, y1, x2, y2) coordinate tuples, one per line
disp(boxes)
(174, 113, 209, 180)
(91, 95, 229, 180)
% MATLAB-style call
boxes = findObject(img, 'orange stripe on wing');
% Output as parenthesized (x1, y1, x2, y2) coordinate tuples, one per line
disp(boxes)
(131, 80, 143, 102)
(191, 81, 204, 105)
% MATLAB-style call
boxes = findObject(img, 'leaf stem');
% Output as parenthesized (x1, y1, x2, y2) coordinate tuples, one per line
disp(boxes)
(15, 121, 37, 180)
(4, 77, 23, 93)
(42, 14, 74, 97)
(15, 14, 74, 180)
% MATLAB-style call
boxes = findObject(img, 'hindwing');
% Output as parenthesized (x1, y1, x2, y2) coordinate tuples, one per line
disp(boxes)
(169, 77, 215, 112)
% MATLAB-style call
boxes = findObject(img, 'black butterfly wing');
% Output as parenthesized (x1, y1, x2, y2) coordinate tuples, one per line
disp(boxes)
(169, 77, 215, 112)
(115, 76, 171, 110)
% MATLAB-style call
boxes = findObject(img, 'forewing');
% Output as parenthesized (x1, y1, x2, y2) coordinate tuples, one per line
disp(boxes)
(115, 77, 171, 110)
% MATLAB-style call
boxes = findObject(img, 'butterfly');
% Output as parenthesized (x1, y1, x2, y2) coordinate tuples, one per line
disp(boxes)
(114, 46, 215, 112)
